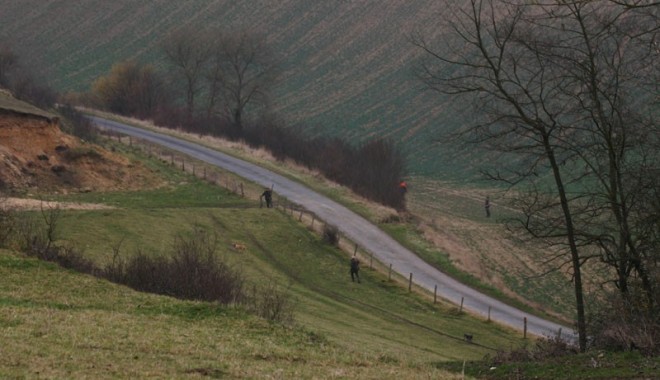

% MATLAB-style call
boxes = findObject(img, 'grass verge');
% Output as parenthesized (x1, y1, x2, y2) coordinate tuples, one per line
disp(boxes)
(2, 147, 527, 377)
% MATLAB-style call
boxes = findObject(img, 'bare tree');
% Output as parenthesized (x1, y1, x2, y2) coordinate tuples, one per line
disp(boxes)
(206, 30, 276, 130)
(414, 0, 659, 351)
(162, 28, 211, 121)
(0, 42, 17, 88)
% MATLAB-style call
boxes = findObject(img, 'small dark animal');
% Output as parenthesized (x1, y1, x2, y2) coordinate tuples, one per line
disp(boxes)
(464, 333, 473, 343)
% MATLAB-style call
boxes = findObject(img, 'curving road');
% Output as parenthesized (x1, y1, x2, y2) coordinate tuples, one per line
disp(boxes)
(91, 116, 577, 341)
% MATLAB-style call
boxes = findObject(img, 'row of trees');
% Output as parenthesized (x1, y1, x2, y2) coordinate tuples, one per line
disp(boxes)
(162, 28, 276, 128)
(0, 42, 56, 108)
(92, 28, 275, 128)
(2, 28, 408, 209)
(415, 0, 659, 352)
(89, 28, 407, 209)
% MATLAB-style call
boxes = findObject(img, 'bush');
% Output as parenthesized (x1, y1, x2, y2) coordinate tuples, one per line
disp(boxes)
(243, 282, 295, 324)
(489, 335, 578, 365)
(14, 207, 99, 275)
(57, 104, 99, 142)
(15, 205, 61, 261)
(61, 147, 103, 161)
(91, 60, 165, 118)
(0, 196, 15, 247)
(322, 224, 339, 246)
(10, 72, 57, 109)
(588, 289, 660, 355)
(104, 229, 244, 304)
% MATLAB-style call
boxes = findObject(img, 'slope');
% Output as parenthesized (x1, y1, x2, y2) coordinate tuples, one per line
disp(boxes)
(0, 139, 525, 378)
(0, 0, 477, 179)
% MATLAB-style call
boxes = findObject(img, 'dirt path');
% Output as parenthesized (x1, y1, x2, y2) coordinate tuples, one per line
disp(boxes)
(2, 197, 112, 211)
(90, 115, 576, 341)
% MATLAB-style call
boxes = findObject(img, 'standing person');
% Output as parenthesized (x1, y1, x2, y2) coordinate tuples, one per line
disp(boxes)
(399, 180, 408, 195)
(260, 188, 273, 208)
(484, 196, 491, 218)
(399, 180, 408, 210)
(350, 256, 361, 283)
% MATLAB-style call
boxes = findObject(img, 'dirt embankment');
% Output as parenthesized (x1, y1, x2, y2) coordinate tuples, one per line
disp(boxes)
(0, 111, 162, 197)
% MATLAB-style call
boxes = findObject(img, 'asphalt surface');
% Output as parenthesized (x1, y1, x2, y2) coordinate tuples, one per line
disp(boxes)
(91, 116, 577, 341)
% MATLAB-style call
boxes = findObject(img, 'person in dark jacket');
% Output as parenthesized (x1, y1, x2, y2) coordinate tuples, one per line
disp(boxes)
(260, 188, 273, 208)
(350, 256, 361, 283)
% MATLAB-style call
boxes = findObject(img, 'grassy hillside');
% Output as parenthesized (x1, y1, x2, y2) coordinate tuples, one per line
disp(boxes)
(0, 0, 478, 179)
(0, 143, 525, 377)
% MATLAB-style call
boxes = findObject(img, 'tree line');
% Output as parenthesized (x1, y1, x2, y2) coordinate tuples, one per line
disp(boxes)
(0, 42, 56, 108)
(1, 27, 407, 210)
(415, 0, 659, 353)
(85, 27, 407, 210)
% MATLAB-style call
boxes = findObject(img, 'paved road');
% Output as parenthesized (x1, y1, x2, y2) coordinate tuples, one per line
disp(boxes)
(91, 116, 576, 341)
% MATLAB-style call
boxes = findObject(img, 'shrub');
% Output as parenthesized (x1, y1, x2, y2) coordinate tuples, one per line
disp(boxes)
(91, 60, 165, 118)
(489, 335, 578, 365)
(322, 224, 339, 246)
(16, 204, 61, 261)
(57, 104, 99, 142)
(14, 207, 100, 275)
(103, 229, 244, 305)
(54, 245, 99, 275)
(243, 282, 295, 324)
(588, 289, 660, 355)
(9, 72, 57, 109)
(61, 147, 103, 161)
(0, 196, 14, 246)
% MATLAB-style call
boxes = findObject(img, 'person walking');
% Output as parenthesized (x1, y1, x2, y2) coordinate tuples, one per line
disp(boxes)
(260, 188, 273, 208)
(350, 256, 361, 283)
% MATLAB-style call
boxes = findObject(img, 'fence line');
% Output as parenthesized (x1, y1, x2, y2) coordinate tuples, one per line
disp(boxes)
(109, 131, 538, 339)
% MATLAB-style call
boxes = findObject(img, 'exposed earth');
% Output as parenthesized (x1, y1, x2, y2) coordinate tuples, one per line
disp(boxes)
(0, 109, 162, 199)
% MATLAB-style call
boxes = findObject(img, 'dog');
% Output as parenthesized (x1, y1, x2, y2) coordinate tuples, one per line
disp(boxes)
(231, 242, 247, 252)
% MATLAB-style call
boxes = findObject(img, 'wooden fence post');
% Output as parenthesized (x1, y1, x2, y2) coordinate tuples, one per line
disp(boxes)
(353, 244, 358, 256)
(488, 306, 491, 322)
(370, 252, 373, 269)
(459, 297, 464, 313)
(434, 285, 437, 304)
(524, 317, 528, 339)
(408, 273, 413, 292)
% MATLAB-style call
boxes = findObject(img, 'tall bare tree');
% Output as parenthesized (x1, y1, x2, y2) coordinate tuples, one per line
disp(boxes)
(162, 28, 211, 121)
(414, 0, 659, 351)
(206, 30, 276, 130)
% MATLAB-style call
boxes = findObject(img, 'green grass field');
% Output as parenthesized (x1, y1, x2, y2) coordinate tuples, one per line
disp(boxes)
(0, 145, 528, 378)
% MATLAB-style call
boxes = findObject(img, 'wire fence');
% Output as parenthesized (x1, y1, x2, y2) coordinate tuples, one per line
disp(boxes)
(106, 130, 562, 341)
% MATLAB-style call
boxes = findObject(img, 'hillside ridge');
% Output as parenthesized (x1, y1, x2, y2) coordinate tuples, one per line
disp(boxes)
(0, 0, 470, 178)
